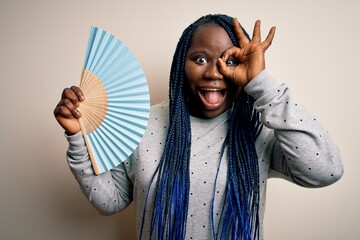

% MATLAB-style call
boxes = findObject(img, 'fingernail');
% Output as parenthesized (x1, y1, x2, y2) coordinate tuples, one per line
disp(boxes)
(73, 109, 79, 117)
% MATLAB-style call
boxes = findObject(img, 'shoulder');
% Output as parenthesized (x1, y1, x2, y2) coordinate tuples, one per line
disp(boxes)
(150, 101, 169, 117)
(149, 101, 169, 123)
(146, 101, 169, 133)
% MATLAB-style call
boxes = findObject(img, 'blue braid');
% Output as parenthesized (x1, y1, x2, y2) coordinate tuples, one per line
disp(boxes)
(140, 14, 262, 240)
(217, 93, 261, 240)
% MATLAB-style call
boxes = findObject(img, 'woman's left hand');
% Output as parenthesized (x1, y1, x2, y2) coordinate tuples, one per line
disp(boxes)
(218, 18, 276, 87)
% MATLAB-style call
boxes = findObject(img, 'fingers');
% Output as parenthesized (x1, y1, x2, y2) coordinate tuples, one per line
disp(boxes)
(54, 86, 84, 119)
(61, 86, 85, 104)
(252, 20, 261, 43)
(233, 18, 276, 51)
(261, 26, 276, 51)
(253, 20, 276, 50)
(218, 57, 234, 79)
(222, 47, 241, 61)
(233, 18, 250, 48)
(55, 99, 81, 118)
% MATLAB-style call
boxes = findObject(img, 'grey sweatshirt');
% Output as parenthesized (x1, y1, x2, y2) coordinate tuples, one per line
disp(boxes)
(66, 70, 343, 239)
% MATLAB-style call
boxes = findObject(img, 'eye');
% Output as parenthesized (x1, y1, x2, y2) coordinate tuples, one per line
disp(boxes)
(195, 57, 207, 64)
(225, 57, 238, 66)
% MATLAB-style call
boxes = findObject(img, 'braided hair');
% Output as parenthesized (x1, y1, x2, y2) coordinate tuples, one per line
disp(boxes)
(140, 14, 262, 240)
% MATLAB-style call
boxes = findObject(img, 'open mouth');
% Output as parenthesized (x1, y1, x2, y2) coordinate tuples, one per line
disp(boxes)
(198, 88, 226, 107)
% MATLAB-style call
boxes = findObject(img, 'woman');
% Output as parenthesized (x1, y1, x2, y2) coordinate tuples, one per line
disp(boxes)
(54, 14, 343, 239)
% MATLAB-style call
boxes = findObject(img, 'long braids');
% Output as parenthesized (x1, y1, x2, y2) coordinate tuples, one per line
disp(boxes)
(140, 14, 262, 240)
(216, 92, 263, 239)
(139, 24, 195, 239)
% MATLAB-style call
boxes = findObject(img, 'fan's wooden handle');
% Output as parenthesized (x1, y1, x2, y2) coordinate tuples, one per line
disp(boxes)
(78, 117, 101, 175)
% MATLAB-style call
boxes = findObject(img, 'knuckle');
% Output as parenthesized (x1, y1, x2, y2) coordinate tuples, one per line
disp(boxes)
(58, 105, 67, 113)
(62, 87, 71, 95)
(62, 88, 73, 100)
(63, 98, 71, 106)
(54, 106, 66, 117)
(53, 107, 59, 116)
(70, 85, 80, 92)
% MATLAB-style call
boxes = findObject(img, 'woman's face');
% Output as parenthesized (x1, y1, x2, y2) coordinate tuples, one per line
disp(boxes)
(184, 23, 241, 118)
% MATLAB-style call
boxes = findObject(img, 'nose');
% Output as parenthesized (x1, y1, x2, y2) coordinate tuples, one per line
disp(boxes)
(204, 61, 223, 80)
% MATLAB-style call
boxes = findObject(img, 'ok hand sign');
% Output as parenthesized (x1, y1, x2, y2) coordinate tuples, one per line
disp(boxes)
(219, 18, 276, 87)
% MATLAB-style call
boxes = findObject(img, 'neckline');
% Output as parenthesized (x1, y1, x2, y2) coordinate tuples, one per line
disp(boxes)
(190, 108, 231, 125)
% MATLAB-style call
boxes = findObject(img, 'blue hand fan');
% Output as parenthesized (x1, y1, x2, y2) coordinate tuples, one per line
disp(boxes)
(78, 26, 150, 175)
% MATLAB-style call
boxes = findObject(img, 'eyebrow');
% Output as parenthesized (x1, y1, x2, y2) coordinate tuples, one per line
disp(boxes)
(186, 49, 215, 58)
(187, 49, 230, 61)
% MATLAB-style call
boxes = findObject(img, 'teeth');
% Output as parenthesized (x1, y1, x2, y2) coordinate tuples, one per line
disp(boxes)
(201, 88, 222, 92)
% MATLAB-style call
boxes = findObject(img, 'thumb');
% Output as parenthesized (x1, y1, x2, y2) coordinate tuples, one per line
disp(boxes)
(218, 58, 234, 79)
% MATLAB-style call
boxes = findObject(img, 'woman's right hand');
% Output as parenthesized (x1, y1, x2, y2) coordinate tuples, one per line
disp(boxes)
(53, 86, 85, 135)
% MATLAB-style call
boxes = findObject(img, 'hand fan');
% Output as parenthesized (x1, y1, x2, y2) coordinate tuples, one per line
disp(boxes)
(77, 26, 150, 175)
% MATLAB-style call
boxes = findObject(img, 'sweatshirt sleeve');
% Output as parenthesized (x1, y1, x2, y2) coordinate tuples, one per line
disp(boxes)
(244, 70, 344, 187)
(65, 131, 134, 215)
